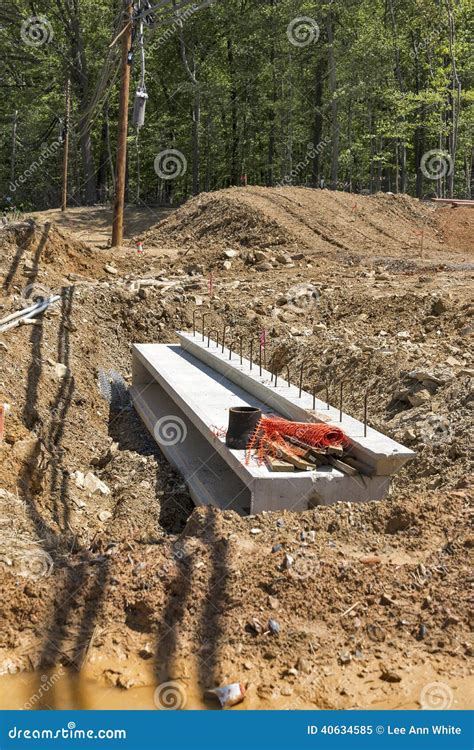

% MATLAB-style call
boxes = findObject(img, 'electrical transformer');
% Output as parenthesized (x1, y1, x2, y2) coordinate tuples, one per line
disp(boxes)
(133, 88, 148, 129)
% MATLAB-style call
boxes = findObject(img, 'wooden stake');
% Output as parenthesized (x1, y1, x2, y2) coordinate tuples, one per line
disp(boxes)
(112, 1, 133, 247)
(61, 79, 70, 212)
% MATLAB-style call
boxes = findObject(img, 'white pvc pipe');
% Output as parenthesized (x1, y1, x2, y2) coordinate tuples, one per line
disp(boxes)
(0, 295, 61, 333)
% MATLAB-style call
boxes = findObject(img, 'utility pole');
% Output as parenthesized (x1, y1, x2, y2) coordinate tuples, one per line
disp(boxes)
(10, 110, 18, 187)
(61, 78, 71, 212)
(112, 1, 133, 247)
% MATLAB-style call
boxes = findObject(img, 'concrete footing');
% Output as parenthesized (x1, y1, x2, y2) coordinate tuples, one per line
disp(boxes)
(131, 335, 414, 515)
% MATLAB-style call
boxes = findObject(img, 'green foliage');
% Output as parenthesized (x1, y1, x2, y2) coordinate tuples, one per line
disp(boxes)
(0, 0, 472, 207)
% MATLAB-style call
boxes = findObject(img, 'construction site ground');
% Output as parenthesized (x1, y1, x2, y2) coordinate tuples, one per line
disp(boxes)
(0, 187, 472, 710)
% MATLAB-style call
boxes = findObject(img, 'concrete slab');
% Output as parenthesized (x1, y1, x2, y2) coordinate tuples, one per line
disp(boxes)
(177, 332, 415, 476)
(131, 343, 393, 513)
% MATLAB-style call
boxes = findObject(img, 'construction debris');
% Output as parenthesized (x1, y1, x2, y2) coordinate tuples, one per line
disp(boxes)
(204, 683, 246, 709)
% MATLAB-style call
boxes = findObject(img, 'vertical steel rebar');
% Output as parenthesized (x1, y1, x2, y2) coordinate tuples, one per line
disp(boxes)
(339, 381, 344, 422)
(286, 365, 290, 386)
(249, 339, 253, 370)
(221, 324, 228, 353)
(275, 369, 278, 387)
(299, 363, 304, 397)
(259, 346, 262, 376)
(364, 390, 368, 437)
(201, 312, 209, 342)
(207, 329, 219, 348)
(192, 309, 199, 336)
(312, 386, 316, 410)
(326, 383, 330, 410)
(239, 337, 243, 365)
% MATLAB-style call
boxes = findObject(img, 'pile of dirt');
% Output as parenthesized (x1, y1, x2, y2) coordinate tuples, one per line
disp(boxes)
(0, 194, 472, 709)
(0, 220, 104, 300)
(435, 206, 474, 254)
(140, 187, 468, 266)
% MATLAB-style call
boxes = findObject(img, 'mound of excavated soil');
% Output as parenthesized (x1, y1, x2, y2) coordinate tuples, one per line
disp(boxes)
(140, 187, 469, 264)
(0, 220, 104, 298)
(0, 202, 472, 709)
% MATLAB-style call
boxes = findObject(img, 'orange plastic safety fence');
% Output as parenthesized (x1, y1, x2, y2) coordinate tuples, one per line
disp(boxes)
(245, 415, 349, 465)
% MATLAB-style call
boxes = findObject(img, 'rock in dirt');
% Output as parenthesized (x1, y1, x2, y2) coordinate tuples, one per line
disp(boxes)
(98, 510, 113, 522)
(280, 553, 294, 570)
(54, 363, 69, 380)
(74, 471, 111, 496)
(380, 667, 402, 683)
(268, 619, 280, 635)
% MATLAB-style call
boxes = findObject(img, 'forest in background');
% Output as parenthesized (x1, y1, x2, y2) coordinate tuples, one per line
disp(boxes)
(0, 0, 472, 210)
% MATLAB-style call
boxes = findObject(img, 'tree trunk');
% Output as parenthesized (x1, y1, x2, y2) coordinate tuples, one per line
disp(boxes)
(326, 4, 339, 189)
(227, 38, 239, 185)
(445, 1, 461, 197)
(266, 19, 277, 186)
(65, 1, 96, 204)
(311, 55, 325, 186)
(178, 23, 200, 195)
(387, 0, 407, 193)
(192, 92, 200, 195)
(96, 107, 110, 202)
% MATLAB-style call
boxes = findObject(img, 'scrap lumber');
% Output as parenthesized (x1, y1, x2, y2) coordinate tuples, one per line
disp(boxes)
(264, 455, 295, 472)
(264, 440, 315, 471)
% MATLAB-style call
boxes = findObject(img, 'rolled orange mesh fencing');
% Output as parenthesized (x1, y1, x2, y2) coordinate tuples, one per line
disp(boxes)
(245, 415, 349, 465)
